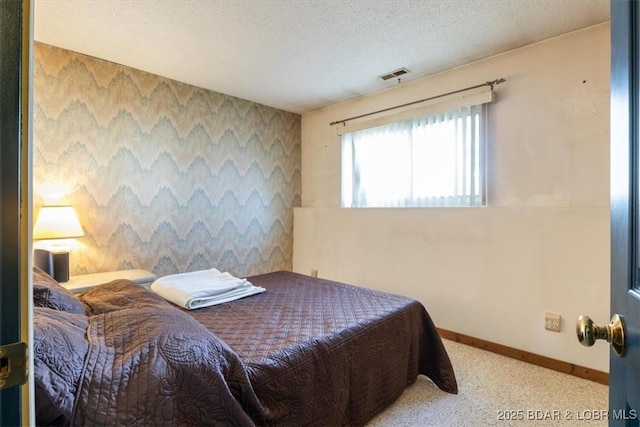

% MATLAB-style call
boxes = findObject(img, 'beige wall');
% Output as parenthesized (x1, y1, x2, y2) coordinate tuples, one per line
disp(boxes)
(34, 43, 301, 278)
(295, 24, 610, 371)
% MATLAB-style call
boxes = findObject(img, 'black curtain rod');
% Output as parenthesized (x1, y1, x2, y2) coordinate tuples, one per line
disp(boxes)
(329, 78, 506, 126)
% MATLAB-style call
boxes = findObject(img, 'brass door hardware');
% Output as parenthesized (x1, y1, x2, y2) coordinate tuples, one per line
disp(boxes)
(576, 314, 625, 357)
(0, 341, 28, 390)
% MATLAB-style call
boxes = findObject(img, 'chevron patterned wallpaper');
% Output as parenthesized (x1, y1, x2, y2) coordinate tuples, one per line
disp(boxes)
(33, 42, 301, 278)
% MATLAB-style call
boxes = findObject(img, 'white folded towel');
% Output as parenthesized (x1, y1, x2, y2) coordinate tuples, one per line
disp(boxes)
(150, 268, 265, 310)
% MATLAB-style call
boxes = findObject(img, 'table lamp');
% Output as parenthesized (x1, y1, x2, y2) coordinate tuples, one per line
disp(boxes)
(33, 205, 85, 282)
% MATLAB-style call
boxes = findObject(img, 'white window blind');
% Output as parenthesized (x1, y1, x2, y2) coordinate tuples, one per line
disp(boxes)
(341, 100, 489, 208)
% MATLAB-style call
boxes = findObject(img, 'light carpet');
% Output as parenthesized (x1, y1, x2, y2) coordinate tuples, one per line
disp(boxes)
(367, 339, 609, 426)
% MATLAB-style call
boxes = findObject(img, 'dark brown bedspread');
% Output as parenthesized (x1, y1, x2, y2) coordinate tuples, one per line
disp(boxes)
(34, 271, 456, 426)
(72, 280, 268, 426)
(187, 271, 457, 426)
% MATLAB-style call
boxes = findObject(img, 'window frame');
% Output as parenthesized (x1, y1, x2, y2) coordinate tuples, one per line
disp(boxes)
(338, 88, 492, 208)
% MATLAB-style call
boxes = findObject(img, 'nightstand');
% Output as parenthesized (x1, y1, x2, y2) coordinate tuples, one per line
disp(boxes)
(62, 269, 157, 293)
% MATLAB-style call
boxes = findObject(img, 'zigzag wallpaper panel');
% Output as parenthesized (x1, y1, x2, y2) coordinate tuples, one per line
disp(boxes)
(34, 42, 301, 277)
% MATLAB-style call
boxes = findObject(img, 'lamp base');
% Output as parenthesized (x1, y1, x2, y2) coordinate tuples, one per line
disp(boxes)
(34, 248, 70, 282)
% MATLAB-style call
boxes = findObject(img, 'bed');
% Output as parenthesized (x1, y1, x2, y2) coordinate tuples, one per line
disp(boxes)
(33, 267, 457, 426)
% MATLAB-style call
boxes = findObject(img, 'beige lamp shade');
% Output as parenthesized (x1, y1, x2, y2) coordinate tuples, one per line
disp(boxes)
(33, 205, 85, 240)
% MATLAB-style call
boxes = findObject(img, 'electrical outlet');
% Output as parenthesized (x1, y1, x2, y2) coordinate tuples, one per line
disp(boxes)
(545, 312, 561, 332)
(311, 269, 318, 278)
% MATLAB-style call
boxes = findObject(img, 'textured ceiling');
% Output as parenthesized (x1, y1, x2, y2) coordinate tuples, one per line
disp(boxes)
(34, 0, 610, 114)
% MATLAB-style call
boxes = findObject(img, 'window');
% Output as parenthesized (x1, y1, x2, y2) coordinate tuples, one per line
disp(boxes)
(341, 102, 487, 208)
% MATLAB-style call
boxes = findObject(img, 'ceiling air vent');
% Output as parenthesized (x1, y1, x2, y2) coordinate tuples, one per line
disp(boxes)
(379, 67, 411, 82)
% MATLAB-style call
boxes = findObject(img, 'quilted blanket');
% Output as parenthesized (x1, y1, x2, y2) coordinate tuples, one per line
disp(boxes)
(188, 271, 458, 425)
(34, 272, 456, 426)
(75, 281, 267, 426)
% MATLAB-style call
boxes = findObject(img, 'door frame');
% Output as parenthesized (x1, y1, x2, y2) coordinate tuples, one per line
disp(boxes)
(0, 0, 33, 425)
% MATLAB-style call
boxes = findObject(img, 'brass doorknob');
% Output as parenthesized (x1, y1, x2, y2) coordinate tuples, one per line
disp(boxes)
(576, 314, 625, 357)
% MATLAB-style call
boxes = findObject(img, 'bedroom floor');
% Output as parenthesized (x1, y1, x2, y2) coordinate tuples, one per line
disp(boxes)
(367, 339, 608, 427)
